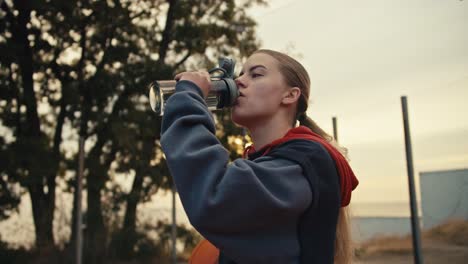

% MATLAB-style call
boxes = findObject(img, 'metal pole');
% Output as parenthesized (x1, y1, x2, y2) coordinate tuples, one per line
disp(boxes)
(332, 116, 338, 142)
(75, 137, 85, 264)
(401, 96, 423, 264)
(171, 182, 177, 264)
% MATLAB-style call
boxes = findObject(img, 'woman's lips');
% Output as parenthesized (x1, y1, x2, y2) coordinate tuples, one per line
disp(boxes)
(234, 94, 244, 106)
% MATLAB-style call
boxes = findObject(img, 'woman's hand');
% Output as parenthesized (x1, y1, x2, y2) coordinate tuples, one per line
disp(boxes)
(175, 71, 211, 98)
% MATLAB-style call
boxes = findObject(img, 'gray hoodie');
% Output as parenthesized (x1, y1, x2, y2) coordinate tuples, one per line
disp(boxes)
(160, 80, 313, 263)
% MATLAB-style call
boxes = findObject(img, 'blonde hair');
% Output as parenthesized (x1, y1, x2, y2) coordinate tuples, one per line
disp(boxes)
(254, 49, 354, 264)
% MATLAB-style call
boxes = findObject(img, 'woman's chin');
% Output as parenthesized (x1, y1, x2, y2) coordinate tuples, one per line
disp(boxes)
(231, 112, 255, 129)
(230, 113, 242, 126)
(231, 109, 247, 127)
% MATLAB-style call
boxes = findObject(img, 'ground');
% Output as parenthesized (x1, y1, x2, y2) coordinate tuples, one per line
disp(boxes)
(355, 220, 468, 264)
(357, 240, 468, 264)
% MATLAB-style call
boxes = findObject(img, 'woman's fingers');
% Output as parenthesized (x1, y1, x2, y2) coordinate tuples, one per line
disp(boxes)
(174, 72, 184, 81)
(174, 71, 211, 98)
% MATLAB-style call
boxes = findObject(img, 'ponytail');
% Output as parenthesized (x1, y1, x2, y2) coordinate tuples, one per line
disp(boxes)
(297, 113, 348, 158)
(334, 208, 354, 264)
(298, 113, 332, 142)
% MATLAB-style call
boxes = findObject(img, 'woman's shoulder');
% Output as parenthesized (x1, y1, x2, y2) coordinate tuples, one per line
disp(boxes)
(244, 139, 335, 173)
(265, 139, 338, 175)
(272, 139, 331, 158)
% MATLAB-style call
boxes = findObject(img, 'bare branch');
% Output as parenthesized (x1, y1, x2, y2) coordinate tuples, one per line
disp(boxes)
(174, 49, 192, 70)
(129, 10, 148, 21)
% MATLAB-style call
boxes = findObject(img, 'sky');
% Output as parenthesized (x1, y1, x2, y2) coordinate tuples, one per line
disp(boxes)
(247, 0, 468, 203)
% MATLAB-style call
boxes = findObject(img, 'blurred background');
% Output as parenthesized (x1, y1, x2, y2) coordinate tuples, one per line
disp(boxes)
(0, 0, 467, 263)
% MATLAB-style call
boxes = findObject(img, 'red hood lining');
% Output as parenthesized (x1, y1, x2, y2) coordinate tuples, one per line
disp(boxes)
(243, 126, 359, 207)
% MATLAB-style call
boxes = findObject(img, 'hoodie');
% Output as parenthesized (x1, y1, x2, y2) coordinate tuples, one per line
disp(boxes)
(161, 80, 358, 264)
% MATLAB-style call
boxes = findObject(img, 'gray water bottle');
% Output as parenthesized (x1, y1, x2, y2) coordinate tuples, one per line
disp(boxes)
(149, 58, 239, 116)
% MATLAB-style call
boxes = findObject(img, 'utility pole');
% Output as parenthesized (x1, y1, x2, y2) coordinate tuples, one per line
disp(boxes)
(332, 116, 338, 142)
(401, 96, 424, 264)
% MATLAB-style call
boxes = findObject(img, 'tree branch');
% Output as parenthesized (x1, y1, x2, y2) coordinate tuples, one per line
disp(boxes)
(129, 10, 148, 21)
(8, 63, 22, 136)
(11, 0, 40, 137)
(157, 0, 178, 64)
(0, 0, 15, 25)
(87, 17, 115, 85)
(174, 49, 192, 70)
(49, 44, 65, 81)
(49, 41, 70, 156)
(77, 21, 89, 138)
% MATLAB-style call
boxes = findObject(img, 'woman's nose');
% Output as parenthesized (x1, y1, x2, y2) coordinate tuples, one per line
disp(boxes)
(235, 75, 246, 89)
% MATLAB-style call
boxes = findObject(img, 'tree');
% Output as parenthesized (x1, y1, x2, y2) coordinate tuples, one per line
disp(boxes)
(0, 0, 66, 250)
(0, 0, 264, 261)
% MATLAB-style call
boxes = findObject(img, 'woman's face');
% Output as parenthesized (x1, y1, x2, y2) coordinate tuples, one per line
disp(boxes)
(231, 53, 290, 127)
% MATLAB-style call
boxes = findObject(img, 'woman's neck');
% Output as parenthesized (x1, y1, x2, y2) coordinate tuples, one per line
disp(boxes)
(247, 115, 293, 150)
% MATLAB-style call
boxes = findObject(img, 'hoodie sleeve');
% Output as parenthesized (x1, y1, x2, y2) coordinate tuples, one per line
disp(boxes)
(160, 80, 312, 262)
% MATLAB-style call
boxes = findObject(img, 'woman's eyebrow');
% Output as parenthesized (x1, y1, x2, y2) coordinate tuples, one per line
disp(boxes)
(239, 64, 267, 76)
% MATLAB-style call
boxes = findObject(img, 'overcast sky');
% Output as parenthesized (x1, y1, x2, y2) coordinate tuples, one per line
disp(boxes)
(248, 0, 468, 203)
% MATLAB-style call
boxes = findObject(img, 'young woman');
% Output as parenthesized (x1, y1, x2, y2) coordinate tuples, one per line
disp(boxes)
(160, 49, 359, 264)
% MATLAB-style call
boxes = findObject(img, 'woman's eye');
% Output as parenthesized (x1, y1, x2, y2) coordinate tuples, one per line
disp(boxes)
(252, 73, 262, 78)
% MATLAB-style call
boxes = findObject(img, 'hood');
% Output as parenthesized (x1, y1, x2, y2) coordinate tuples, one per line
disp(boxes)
(244, 126, 359, 207)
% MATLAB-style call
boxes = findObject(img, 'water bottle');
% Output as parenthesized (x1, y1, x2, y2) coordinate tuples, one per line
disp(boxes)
(149, 58, 239, 116)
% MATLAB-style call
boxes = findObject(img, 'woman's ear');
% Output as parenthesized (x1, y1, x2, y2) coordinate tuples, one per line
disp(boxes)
(282, 87, 301, 105)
